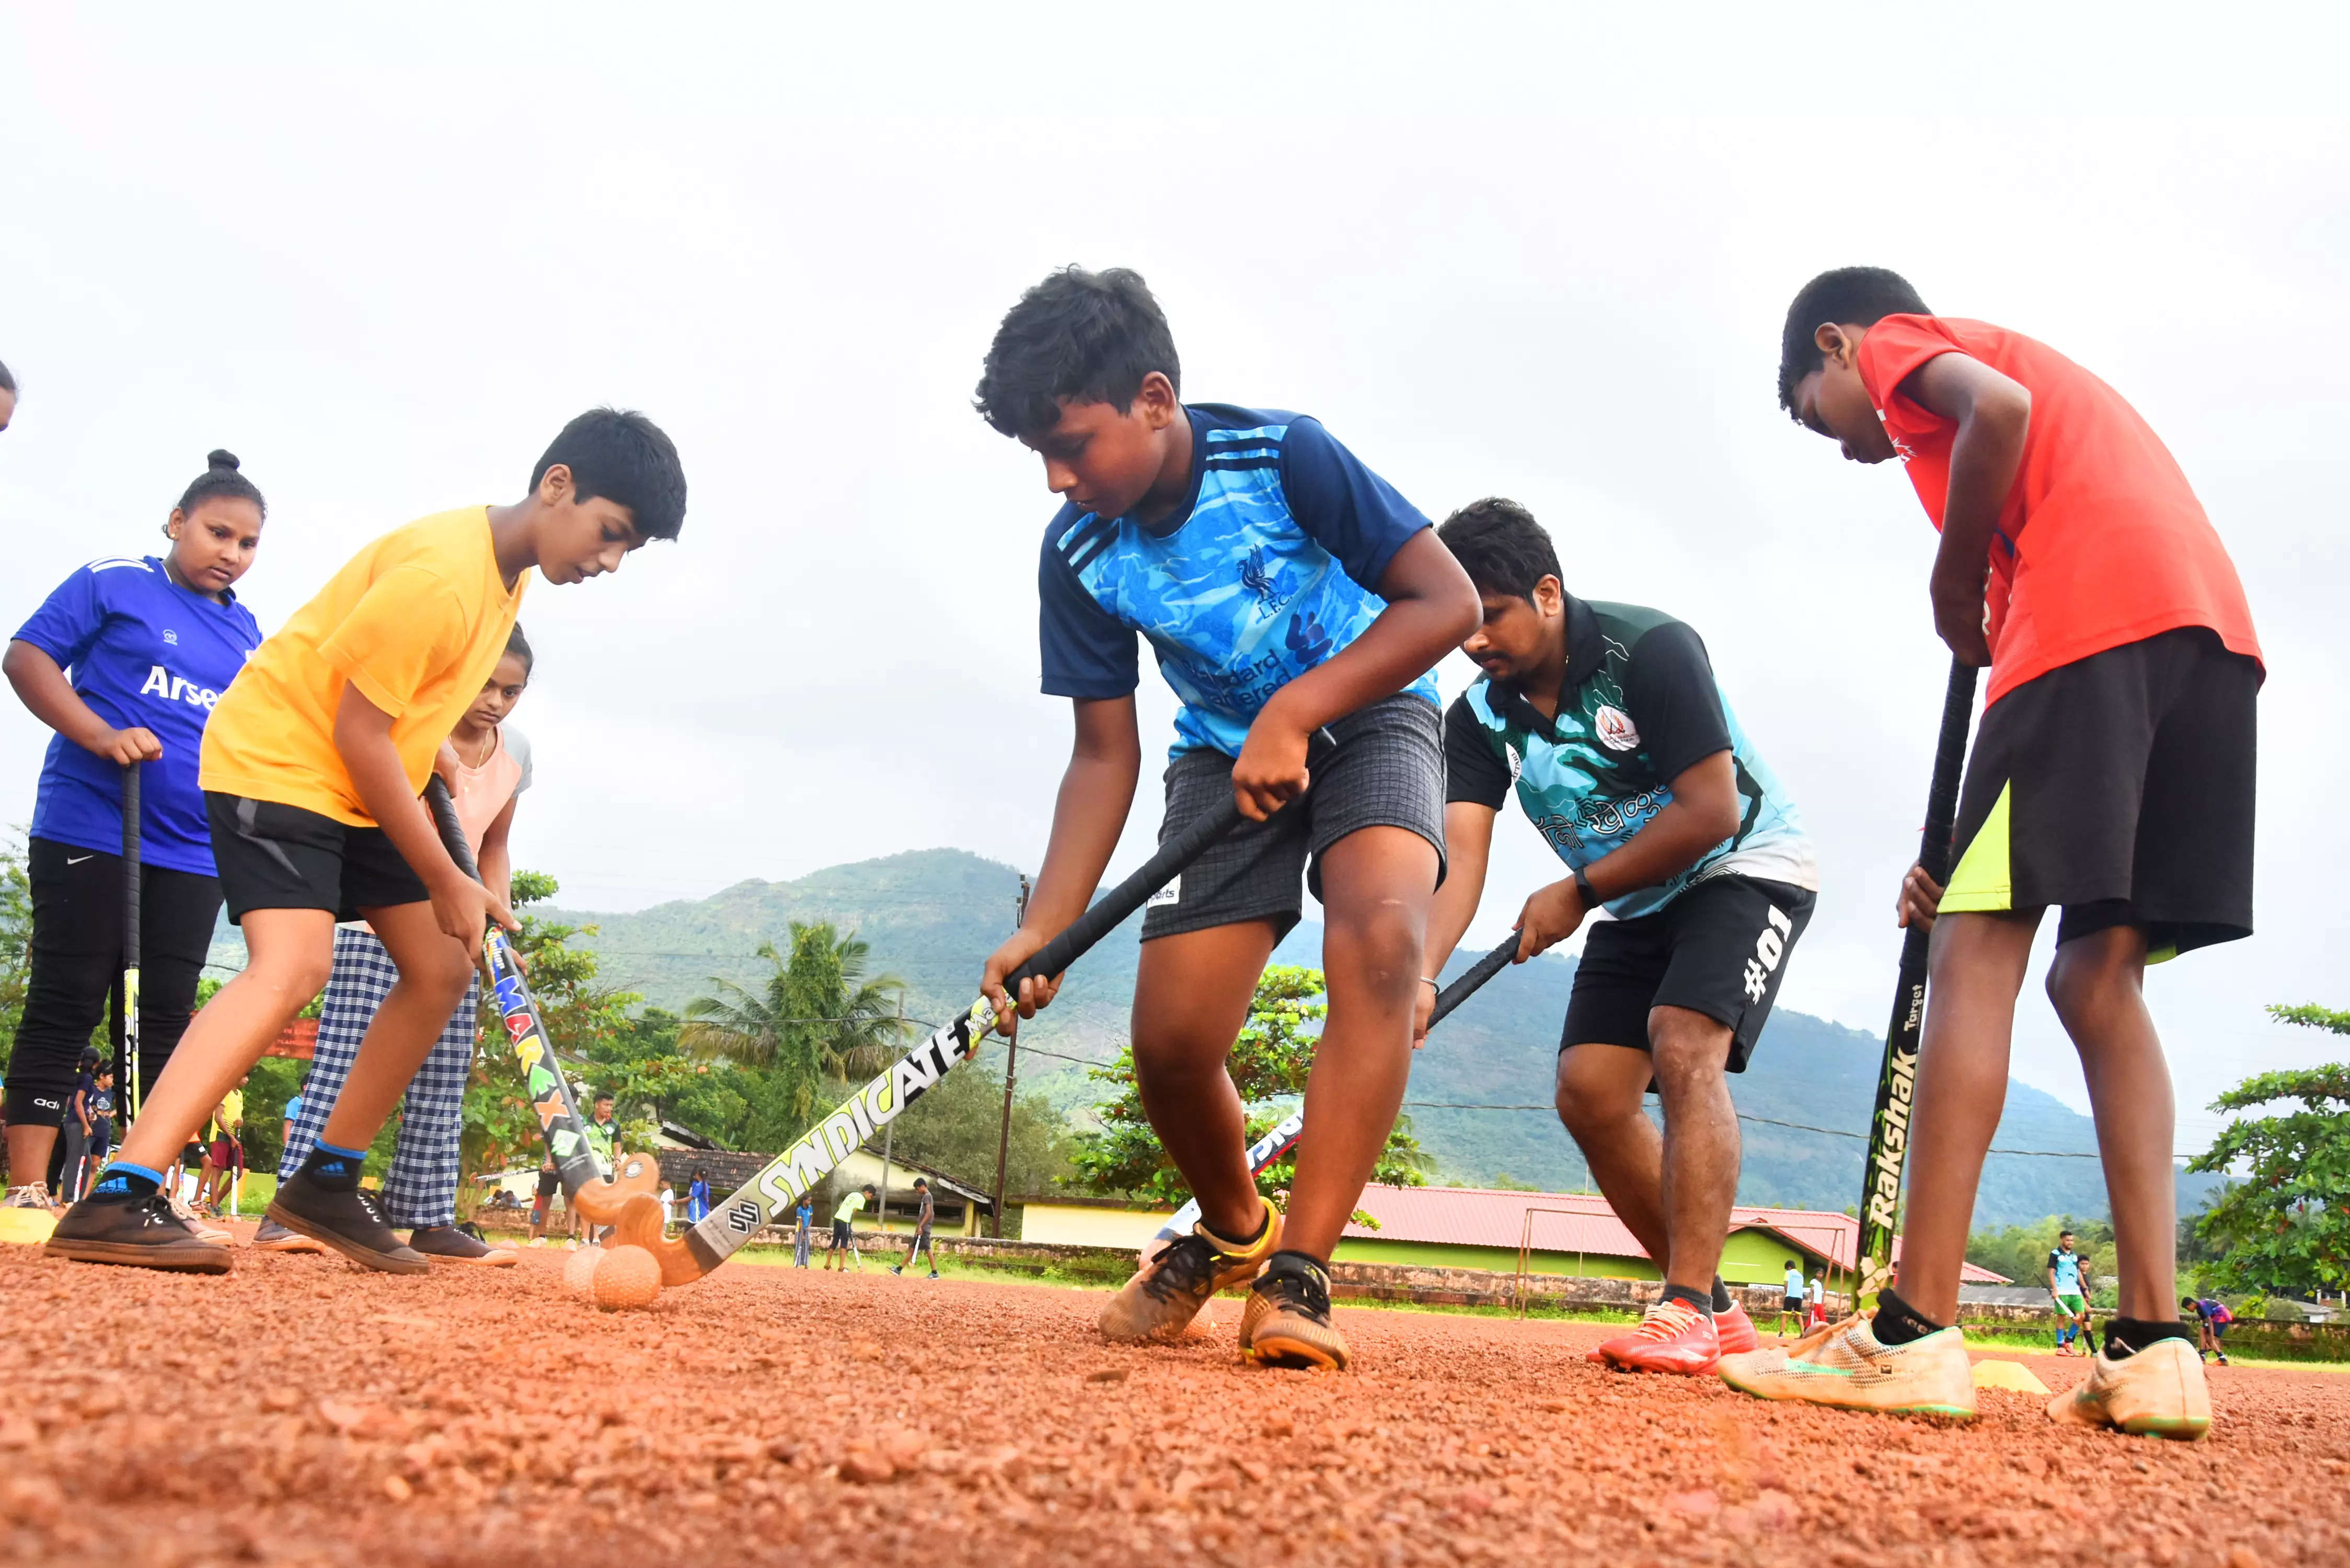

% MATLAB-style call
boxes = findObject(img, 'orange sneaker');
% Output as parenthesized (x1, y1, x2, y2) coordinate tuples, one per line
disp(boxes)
(1596, 1299, 1722, 1375)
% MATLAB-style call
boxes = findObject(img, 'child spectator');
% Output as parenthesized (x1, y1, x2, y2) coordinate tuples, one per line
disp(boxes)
(2, 452, 267, 1213)
(792, 1193, 814, 1269)
(687, 1168, 711, 1225)
(49, 409, 685, 1274)
(257, 627, 536, 1266)
(1722, 268, 2259, 1443)
(973, 267, 1478, 1371)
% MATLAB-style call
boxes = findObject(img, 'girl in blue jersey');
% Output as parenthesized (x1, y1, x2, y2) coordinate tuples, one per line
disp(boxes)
(1, 452, 267, 1208)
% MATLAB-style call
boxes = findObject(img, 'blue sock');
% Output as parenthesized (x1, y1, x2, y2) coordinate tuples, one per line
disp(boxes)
(89, 1161, 164, 1199)
(299, 1140, 368, 1189)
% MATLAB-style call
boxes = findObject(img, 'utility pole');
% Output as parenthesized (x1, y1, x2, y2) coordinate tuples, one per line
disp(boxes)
(878, 990, 902, 1239)
(992, 875, 1030, 1239)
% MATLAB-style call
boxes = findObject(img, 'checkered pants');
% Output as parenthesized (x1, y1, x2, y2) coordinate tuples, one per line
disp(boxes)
(277, 927, 479, 1229)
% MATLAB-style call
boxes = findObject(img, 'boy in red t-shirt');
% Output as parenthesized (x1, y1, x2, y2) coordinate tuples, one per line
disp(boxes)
(1717, 268, 2261, 1442)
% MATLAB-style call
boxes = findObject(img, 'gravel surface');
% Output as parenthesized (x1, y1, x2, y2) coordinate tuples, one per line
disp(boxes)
(3, 1228, 2343, 1567)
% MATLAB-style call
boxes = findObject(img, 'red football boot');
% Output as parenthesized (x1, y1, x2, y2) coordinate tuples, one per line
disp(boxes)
(1714, 1298, 1760, 1356)
(1595, 1298, 1723, 1375)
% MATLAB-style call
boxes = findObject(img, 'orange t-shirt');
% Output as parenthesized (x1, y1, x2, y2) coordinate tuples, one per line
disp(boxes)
(1857, 315, 2261, 707)
(202, 508, 527, 824)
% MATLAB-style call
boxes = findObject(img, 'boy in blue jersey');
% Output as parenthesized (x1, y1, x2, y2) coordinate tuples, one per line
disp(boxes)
(974, 267, 1479, 1370)
(1419, 499, 1817, 1378)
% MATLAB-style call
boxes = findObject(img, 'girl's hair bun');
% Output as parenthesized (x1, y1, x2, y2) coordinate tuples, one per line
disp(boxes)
(206, 448, 241, 471)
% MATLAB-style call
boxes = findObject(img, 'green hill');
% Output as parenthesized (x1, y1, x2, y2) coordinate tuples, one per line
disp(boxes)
(540, 846, 2210, 1227)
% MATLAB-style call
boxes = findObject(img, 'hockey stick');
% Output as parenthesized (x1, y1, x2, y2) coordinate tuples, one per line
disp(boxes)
(1854, 659, 1979, 1311)
(609, 733, 1340, 1286)
(121, 762, 143, 1121)
(423, 777, 617, 1203)
(1144, 930, 1520, 1258)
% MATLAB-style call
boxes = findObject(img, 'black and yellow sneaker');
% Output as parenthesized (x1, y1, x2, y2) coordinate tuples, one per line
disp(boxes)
(1240, 1250, 1350, 1371)
(46, 1185, 232, 1274)
(269, 1172, 428, 1276)
(1098, 1196, 1281, 1343)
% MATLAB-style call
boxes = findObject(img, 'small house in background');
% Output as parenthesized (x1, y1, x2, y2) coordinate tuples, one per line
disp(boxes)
(1020, 1184, 2011, 1288)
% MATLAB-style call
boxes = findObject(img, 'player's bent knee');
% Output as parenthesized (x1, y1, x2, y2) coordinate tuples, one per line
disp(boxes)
(1646, 1007, 1732, 1084)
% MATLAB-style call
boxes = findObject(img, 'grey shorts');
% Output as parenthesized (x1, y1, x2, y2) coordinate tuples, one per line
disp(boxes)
(1139, 694, 1446, 943)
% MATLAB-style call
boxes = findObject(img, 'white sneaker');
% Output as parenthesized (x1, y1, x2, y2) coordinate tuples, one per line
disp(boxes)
(2048, 1336, 2211, 1440)
(528, 1237, 548, 1248)
(3, 1185, 55, 1210)
(1718, 1316, 1977, 1419)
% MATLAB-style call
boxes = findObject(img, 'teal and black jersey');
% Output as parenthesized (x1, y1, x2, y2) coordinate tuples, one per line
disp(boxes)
(2048, 1249, 2083, 1294)
(1038, 403, 1438, 759)
(1445, 597, 1815, 920)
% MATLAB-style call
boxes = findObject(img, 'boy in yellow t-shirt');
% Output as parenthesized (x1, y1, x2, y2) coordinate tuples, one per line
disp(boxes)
(51, 408, 687, 1275)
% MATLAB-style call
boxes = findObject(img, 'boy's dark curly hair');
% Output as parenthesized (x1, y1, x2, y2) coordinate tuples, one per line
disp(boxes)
(974, 266, 1180, 437)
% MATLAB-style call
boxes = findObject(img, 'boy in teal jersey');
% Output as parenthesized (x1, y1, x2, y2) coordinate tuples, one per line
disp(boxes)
(1420, 499, 1816, 1378)
(974, 267, 1479, 1371)
(2049, 1231, 2091, 1354)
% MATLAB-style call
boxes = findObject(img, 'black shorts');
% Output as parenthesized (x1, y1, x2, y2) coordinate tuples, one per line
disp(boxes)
(1782, 1296, 1804, 1314)
(1560, 874, 1815, 1073)
(535, 1168, 562, 1200)
(1139, 694, 1446, 943)
(1941, 627, 2257, 960)
(830, 1219, 854, 1247)
(206, 793, 432, 925)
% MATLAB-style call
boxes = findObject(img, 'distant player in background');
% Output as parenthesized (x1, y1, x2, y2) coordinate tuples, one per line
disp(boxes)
(580, 1092, 620, 1246)
(890, 1178, 939, 1279)
(2, 451, 268, 1214)
(1723, 268, 2260, 1442)
(260, 627, 537, 1268)
(2185, 1296, 2231, 1366)
(1777, 1259, 1806, 1337)
(793, 1193, 814, 1268)
(201, 1077, 246, 1214)
(1807, 1271, 1828, 1329)
(2049, 1231, 2091, 1355)
(827, 1183, 873, 1272)
(687, 1168, 711, 1225)
(526, 1154, 561, 1248)
(1421, 499, 1815, 1377)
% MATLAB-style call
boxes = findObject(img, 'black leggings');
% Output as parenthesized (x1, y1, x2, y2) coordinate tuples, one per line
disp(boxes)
(2, 838, 220, 1129)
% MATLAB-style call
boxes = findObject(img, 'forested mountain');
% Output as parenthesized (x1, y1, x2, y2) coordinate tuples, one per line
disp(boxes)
(537, 846, 2211, 1226)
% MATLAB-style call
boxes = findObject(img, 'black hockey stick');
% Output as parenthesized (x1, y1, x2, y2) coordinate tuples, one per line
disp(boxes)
(635, 733, 1341, 1286)
(1854, 659, 1979, 1310)
(1146, 930, 1519, 1253)
(121, 762, 143, 1120)
(423, 776, 614, 1200)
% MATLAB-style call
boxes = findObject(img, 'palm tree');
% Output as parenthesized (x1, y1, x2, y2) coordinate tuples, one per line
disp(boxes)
(680, 923, 911, 1130)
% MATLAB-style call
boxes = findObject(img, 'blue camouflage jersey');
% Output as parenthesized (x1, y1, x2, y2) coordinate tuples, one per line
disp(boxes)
(1038, 403, 1437, 758)
(1447, 597, 1815, 920)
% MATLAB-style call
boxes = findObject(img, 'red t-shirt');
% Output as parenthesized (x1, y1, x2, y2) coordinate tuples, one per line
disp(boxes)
(1857, 315, 2262, 707)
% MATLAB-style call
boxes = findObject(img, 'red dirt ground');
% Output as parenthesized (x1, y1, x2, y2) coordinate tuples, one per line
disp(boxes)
(3, 1227, 2342, 1568)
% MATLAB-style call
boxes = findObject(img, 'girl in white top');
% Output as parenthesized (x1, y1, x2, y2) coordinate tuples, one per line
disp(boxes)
(260, 627, 535, 1264)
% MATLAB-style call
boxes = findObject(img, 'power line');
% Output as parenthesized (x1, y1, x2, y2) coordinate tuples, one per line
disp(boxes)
(1398, 1099, 2195, 1160)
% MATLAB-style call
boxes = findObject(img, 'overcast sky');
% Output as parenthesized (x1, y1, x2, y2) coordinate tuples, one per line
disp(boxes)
(3, 11, 2342, 1157)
